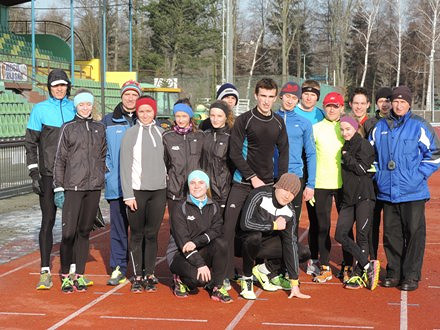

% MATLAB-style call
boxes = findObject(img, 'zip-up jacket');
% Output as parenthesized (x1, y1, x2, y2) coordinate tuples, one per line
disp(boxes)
(163, 129, 204, 200)
(370, 110, 440, 203)
(120, 121, 167, 200)
(275, 108, 316, 188)
(101, 103, 136, 200)
(53, 115, 107, 191)
(313, 118, 344, 189)
(293, 105, 324, 125)
(166, 196, 222, 267)
(201, 125, 233, 205)
(341, 132, 375, 206)
(229, 107, 289, 185)
(240, 185, 299, 280)
(364, 110, 383, 138)
(25, 96, 75, 176)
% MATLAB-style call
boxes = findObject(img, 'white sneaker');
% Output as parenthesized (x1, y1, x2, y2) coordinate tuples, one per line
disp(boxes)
(240, 278, 257, 300)
(306, 259, 320, 276)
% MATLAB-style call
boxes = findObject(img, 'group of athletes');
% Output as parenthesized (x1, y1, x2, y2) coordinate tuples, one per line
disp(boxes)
(25, 68, 440, 303)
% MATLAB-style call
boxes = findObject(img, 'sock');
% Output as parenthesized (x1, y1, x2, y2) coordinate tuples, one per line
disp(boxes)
(69, 264, 76, 274)
(364, 263, 370, 270)
(257, 263, 271, 275)
(41, 267, 50, 274)
(242, 275, 253, 280)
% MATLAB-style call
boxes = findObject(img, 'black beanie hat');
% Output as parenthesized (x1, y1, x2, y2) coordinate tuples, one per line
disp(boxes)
(209, 100, 230, 116)
(375, 87, 392, 103)
(391, 86, 412, 105)
(216, 83, 239, 105)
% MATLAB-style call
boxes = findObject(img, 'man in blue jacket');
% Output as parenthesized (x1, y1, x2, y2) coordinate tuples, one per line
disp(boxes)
(25, 69, 75, 290)
(102, 80, 141, 285)
(370, 86, 440, 291)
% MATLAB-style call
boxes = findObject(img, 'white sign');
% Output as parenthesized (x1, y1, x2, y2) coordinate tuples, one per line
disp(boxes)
(154, 78, 178, 88)
(0, 62, 28, 82)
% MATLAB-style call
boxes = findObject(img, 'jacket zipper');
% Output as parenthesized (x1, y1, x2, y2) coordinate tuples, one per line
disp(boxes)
(60, 99, 65, 123)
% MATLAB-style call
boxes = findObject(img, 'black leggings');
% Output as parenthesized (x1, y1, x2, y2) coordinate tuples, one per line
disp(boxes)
(335, 200, 374, 269)
(170, 238, 228, 288)
(368, 199, 384, 259)
(307, 188, 348, 266)
(60, 190, 101, 274)
(128, 189, 166, 277)
(39, 175, 57, 268)
(223, 183, 253, 278)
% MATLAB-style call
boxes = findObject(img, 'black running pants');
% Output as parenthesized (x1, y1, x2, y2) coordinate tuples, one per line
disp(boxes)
(128, 189, 166, 277)
(39, 175, 57, 268)
(60, 190, 101, 274)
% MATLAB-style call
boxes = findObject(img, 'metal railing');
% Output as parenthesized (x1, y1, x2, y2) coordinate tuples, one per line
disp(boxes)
(0, 139, 32, 199)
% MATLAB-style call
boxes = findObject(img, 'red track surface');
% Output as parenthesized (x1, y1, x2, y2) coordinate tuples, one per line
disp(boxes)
(1, 172, 440, 329)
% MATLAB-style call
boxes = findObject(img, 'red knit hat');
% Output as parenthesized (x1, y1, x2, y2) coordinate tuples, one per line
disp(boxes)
(121, 80, 142, 96)
(136, 97, 157, 117)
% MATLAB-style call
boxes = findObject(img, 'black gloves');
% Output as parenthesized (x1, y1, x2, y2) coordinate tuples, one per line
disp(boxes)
(29, 168, 43, 196)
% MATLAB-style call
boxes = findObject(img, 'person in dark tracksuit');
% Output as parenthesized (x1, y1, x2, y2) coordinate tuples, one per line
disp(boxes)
(25, 69, 75, 290)
(201, 100, 234, 210)
(102, 80, 141, 286)
(163, 103, 204, 221)
(239, 173, 311, 300)
(53, 89, 106, 293)
(364, 87, 392, 260)
(166, 170, 232, 303)
(335, 116, 380, 291)
(370, 86, 440, 291)
(224, 78, 289, 285)
(120, 96, 167, 293)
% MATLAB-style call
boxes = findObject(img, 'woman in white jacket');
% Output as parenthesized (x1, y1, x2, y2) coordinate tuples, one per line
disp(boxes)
(120, 96, 167, 293)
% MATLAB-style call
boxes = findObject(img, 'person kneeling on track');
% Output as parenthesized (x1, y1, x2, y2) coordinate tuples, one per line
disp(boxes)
(166, 170, 233, 303)
(239, 173, 311, 300)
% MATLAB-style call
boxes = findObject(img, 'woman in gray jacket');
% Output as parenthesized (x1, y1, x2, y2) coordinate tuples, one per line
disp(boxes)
(120, 96, 167, 293)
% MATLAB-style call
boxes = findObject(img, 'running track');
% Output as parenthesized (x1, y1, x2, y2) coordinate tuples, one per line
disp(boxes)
(0, 171, 439, 329)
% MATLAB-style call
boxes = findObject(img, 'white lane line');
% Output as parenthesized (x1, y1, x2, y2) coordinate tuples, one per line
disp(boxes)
(0, 229, 110, 279)
(29, 272, 109, 277)
(300, 281, 341, 285)
(262, 323, 373, 329)
(93, 292, 124, 296)
(298, 228, 309, 243)
(47, 256, 166, 330)
(0, 312, 46, 316)
(428, 286, 440, 289)
(225, 289, 263, 330)
(100, 316, 207, 323)
(400, 291, 408, 330)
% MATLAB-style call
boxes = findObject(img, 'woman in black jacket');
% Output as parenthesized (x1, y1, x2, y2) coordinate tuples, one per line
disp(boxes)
(201, 100, 234, 210)
(162, 102, 204, 220)
(334, 116, 379, 291)
(166, 170, 232, 303)
(53, 89, 106, 293)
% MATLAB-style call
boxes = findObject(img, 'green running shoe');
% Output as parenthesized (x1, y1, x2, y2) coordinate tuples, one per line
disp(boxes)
(240, 278, 256, 300)
(61, 276, 74, 294)
(36, 270, 53, 290)
(74, 276, 88, 292)
(211, 286, 233, 303)
(252, 266, 278, 291)
(344, 275, 366, 290)
(270, 275, 292, 290)
(107, 266, 126, 286)
(173, 275, 189, 298)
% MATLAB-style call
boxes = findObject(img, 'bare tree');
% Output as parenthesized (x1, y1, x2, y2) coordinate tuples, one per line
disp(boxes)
(352, 0, 380, 87)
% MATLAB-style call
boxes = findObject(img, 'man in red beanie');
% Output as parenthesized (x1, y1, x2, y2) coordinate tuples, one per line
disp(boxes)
(102, 80, 142, 286)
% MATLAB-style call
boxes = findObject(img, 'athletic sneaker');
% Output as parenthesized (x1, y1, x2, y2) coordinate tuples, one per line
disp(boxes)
(131, 278, 144, 293)
(337, 265, 352, 283)
(252, 266, 278, 291)
(107, 266, 126, 286)
(365, 260, 380, 291)
(69, 273, 94, 287)
(344, 275, 366, 290)
(313, 265, 332, 283)
(36, 270, 53, 290)
(74, 276, 88, 292)
(270, 275, 292, 290)
(173, 275, 190, 298)
(223, 278, 232, 291)
(143, 276, 157, 292)
(306, 259, 320, 276)
(61, 276, 74, 294)
(149, 274, 159, 285)
(211, 286, 233, 303)
(240, 278, 256, 300)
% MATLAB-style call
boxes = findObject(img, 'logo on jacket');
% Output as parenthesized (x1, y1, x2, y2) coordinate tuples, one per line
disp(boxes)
(381, 131, 388, 135)
(116, 130, 123, 133)
(172, 146, 180, 151)
(187, 215, 195, 221)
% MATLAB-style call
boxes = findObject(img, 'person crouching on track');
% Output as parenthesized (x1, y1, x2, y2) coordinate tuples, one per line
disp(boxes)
(334, 116, 380, 290)
(166, 170, 233, 303)
(53, 89, 106, 293)
(239, 173, 311, 300)
(120, 96, 167, 293)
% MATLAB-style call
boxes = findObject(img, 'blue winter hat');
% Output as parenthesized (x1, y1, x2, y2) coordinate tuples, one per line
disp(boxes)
(216, 83, 239, 105)
(188, 170, 210, 187)
(74, 92, 94, 108)
(173, 103, 194, 118)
